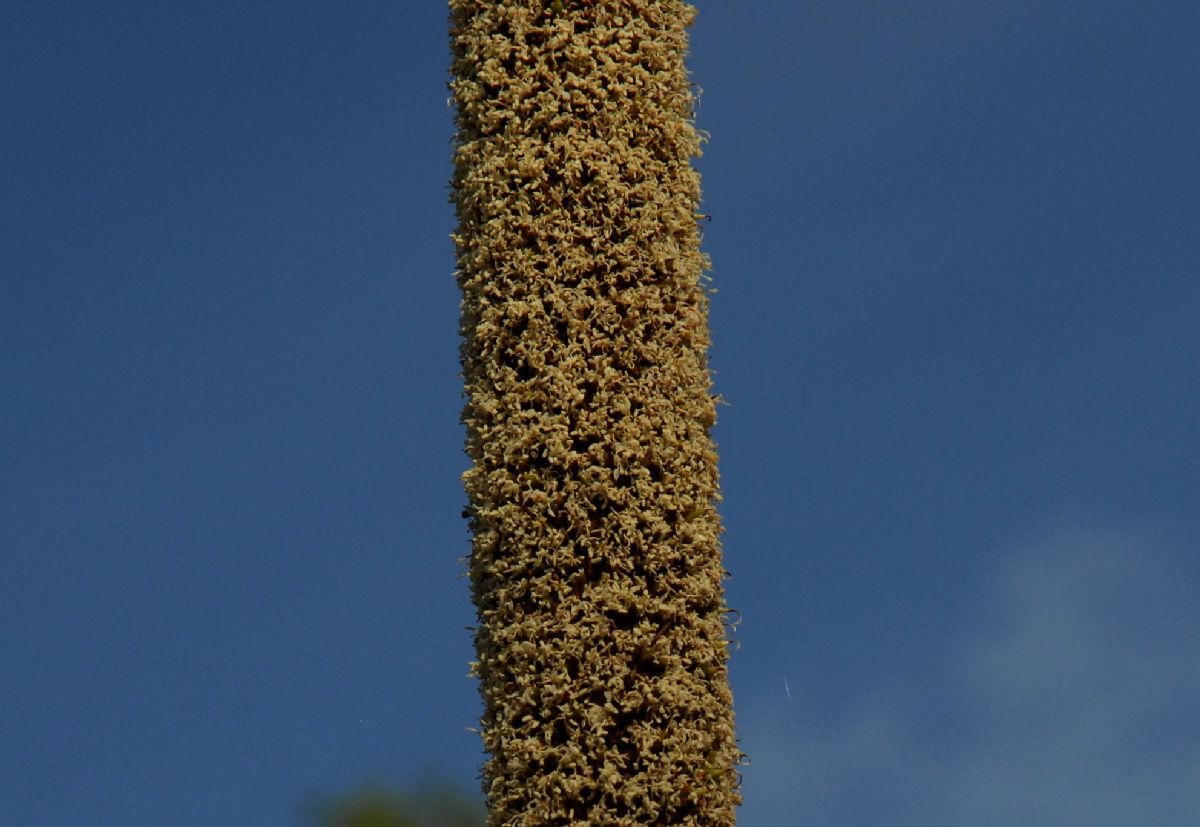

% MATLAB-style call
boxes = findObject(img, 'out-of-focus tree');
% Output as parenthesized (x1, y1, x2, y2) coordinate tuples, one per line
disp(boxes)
(306, 781, 484, 827)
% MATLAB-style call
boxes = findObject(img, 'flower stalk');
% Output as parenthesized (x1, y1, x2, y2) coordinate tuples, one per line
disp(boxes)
(450, 2, 740, 823)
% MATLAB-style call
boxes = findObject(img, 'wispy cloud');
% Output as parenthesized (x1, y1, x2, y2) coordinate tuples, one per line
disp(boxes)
(739, 525, 1200, 826)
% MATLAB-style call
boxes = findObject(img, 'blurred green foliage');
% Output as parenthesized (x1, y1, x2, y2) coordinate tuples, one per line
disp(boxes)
(306, 780, 484, 827)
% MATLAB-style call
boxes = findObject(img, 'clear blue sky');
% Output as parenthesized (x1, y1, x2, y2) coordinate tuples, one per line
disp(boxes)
(3, 2, 1198, 825)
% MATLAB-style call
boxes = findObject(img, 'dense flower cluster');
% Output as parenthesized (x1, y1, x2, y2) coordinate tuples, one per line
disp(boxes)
(451, 2, 740, 824)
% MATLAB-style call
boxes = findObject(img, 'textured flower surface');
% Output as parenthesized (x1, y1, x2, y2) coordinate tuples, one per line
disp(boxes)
(450, 1, 741, 824)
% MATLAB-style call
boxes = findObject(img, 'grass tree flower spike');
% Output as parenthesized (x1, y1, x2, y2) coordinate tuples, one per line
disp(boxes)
(450, 2, 741, 823)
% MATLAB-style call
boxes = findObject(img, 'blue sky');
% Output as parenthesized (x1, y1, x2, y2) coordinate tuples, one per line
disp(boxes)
(2, 2, 1197, 825)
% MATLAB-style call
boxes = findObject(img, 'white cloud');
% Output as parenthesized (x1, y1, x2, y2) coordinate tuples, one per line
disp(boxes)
(739, 525, 1200, 826)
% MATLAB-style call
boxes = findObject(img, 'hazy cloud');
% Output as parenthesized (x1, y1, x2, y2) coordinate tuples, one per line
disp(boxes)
(740, 525, 1200, 826)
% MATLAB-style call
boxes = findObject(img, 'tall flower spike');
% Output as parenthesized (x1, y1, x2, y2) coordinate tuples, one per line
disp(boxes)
(450, 2, 741, 824)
